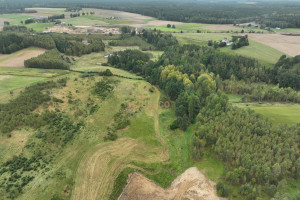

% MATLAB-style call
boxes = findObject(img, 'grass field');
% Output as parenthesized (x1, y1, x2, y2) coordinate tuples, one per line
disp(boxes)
(0, 14, 33, 24)
(237, 103, 300, 126)
(0, 75, 46, 94)
(144, 23, 215, 33)
(174, 32, 283, 66)
(221, 39, 283, 66)
(227, 94, 300, 126)
(25, 22, 54, 32)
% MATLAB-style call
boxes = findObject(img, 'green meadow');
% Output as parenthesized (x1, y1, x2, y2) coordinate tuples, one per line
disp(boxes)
(221, 39, 284, 66)
(227, 94, 300, 126)
(237, 103, 300, 126)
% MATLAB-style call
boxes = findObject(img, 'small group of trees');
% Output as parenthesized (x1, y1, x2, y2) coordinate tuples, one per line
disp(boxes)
(24, 14, 65, 25)
(271, 55, 300, 91)
(166, 24, 176, 28)
(232, 35, 249, 49)
(107, 49, 150, 72)
(24, 49, 69, 70)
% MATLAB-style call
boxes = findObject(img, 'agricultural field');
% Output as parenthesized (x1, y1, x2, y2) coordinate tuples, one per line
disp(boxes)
(173, 32, 284, 65)
(248, 34, 300, 56)
(0, 47, 46, 67)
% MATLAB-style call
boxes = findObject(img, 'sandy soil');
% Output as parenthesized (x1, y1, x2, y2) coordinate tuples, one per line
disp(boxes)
(200, 24, 241, 31)
(248, 34, 300, 56)
(119, 167, 226, 200)
(0, 49, 46, 67)
(44, 25, 120, 34)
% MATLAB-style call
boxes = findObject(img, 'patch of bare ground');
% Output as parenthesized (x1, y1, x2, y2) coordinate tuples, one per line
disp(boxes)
(200, 24, 241, 31)
(248, 34, 300, 56)
(119, 167, 226, 200)
(0, 49, 46, 67)
(44, 25, 120, 34)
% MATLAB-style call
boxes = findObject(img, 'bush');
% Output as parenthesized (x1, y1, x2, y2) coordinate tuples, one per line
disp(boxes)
(216, 182, 229, 197)
(170, 120, 179, 130)
(104, 132, 118, 141)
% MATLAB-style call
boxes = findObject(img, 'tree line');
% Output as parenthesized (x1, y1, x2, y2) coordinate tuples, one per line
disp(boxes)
(222, 79, 300, 103)
(0, 28, 105, 56)
(119, 28, 178, 51)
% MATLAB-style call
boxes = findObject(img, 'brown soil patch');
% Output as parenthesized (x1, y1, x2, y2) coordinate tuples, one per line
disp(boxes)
(248, 34, 300, 56)
(0, 48, 46, 67)
(119, 167, 226, 200)
(201, 24, 241, 31)
(44, 25, 120, 34)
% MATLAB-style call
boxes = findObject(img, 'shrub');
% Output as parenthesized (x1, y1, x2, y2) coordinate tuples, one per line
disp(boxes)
(170, 120, 179, 130)
(216, 182, 229, 197)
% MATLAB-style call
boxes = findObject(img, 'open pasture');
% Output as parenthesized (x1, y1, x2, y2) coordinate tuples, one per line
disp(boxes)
(0, 47, 46, 67)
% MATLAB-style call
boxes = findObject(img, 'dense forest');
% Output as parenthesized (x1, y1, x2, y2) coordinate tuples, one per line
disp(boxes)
(107, 40, 300, 198)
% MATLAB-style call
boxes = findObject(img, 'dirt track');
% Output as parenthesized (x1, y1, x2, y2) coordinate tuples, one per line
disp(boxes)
(119, 167, 226, 200)
(249, 34, 300, 56)
(0, 49, 46, 67)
